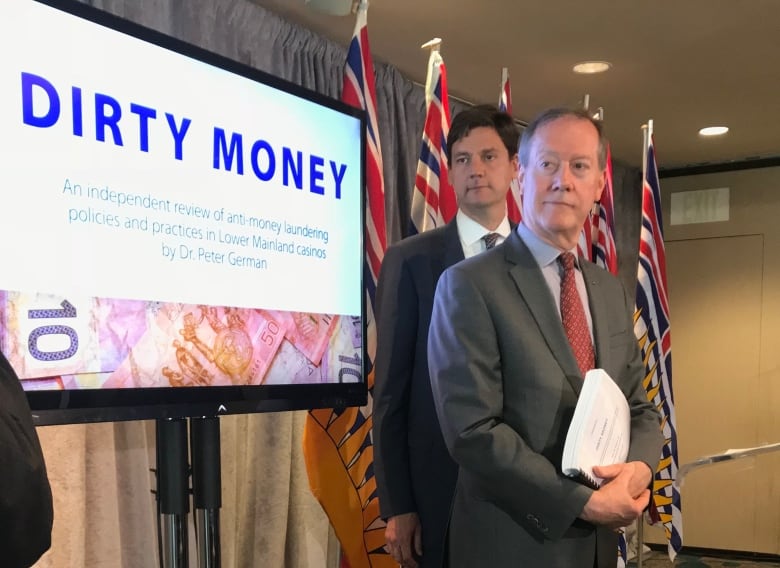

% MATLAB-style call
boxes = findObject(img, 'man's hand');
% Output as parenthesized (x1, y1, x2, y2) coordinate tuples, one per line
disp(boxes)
(579, 461, 653, 530)
(385, 512, 422, 567)
(595, 461, 653, 498)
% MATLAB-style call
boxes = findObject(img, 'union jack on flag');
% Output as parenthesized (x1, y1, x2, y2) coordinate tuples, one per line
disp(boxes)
(497, 67, 522, 224)
(302, 3, 393, 567)
(591, 144, 618, 274)
(409, 47, 456, 234)
(633, 129, 682, 561)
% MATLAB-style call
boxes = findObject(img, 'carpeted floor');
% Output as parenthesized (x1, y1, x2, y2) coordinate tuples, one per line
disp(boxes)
(629, 549, 780, 567)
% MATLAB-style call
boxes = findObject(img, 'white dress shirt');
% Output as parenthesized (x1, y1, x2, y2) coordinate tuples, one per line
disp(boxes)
(456, 209, 512, 259)
(516, 222, 595, 337)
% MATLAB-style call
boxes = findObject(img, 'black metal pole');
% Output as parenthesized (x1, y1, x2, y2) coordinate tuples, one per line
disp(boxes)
(156, 418, 190, 568)
(190, 416, 221, 568)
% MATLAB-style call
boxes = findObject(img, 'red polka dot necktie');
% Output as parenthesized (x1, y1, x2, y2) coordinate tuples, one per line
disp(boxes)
(483, 232, 500, 250)
(559, 252, 595, 377)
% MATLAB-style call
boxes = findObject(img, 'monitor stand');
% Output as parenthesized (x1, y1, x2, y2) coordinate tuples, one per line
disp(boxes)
(156, 417, 221, 568)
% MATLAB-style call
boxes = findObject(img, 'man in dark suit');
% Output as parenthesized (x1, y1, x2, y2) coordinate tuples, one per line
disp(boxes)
(0, 351, 54, 567)
(373, 104, 520, 568)
(428, 107, 664, 567)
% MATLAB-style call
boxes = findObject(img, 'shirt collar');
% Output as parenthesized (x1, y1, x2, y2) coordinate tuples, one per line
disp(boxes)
(457, 209, 511, 246)
(517, 222, 580, 269)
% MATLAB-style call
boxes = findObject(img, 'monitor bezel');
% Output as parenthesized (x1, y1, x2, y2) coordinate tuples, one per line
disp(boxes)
(14, 0, 368, 425)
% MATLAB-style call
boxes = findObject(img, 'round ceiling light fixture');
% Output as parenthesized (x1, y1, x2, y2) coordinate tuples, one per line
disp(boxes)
(572, 61, 612, 74)
(698, 126, 729, 136)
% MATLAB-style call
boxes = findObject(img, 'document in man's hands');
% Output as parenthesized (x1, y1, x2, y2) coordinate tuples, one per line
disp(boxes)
(561, 368, 630, 488)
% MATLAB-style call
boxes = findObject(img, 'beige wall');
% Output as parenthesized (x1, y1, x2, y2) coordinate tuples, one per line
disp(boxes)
(642, 166, 780, 553)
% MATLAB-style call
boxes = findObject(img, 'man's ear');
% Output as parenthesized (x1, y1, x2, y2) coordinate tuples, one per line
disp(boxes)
(594, 168, 606, 202)
(517, 164, 525, 195)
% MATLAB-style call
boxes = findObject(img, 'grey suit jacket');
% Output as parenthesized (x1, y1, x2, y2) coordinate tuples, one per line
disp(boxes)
(373, 220, 464, 568)
(428, 230, 663, 568)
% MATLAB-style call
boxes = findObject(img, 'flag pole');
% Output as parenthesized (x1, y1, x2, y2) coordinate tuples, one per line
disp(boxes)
(636, 117, 682, 562)
(636, 117, 655, 568)
(642, 119, 653, 181)
(582, 94, 603, 120)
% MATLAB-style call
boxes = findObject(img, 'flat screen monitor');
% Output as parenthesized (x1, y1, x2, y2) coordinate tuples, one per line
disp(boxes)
(0, 0, 367, 425)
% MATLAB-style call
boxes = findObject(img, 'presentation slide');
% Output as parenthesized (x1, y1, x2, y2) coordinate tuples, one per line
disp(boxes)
(0, 0, 364, 392)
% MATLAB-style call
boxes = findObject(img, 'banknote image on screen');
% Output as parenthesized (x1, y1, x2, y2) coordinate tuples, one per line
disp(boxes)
(0, 0, 366, 424)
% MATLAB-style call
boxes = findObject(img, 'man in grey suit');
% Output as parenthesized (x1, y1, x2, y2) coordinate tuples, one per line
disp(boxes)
(428, 107, 664, 568)
(373, 105, 520, 568)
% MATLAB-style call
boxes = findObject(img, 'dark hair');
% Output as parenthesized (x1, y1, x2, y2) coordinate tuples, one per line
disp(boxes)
(446, 104, 520, 164)
(518, 107, 608, 169)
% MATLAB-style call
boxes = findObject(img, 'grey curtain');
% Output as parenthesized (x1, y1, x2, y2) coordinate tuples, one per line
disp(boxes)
(32, 1, 642, 567)
(611, 161, 643, 294)
(82, 0, 438, 244)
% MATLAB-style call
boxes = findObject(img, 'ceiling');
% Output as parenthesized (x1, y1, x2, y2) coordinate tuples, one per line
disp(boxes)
(251, 0, 780, 170)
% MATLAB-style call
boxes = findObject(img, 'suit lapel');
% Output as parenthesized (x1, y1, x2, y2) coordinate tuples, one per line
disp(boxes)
(425, 220, 465, 302)
(581, 261, 609, 369)
(441, 219, 465, 268)
(503, 232, 583, 395)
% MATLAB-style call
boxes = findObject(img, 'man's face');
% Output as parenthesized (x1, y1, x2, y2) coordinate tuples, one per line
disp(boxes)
(518, 116, 606, 250)
(449, 126, 518, 218)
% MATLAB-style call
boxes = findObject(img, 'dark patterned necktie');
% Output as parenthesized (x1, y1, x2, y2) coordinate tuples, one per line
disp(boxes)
(483, 232, 500, 250)
(559, 252, 595, 377)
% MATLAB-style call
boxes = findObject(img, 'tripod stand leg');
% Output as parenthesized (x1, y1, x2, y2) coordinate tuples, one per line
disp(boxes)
(156, 418, 190, 568)
(191, 416, 221, 568)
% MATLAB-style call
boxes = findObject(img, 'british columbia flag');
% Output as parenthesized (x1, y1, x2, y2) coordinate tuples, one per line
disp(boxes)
(302, 3, 393, 567)
(409, 46, 456, 234)
(634, 130, 682, 561)
(497, 67, 522, 224)
(588, 142, 627, 567)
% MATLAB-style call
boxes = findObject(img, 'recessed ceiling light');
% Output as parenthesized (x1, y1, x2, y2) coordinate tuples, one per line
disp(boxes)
(572, 61, 612, 74)
(699, 126, 729, 136)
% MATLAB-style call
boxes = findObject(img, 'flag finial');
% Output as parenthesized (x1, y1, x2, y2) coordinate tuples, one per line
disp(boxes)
(420, 37, 442, 52)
